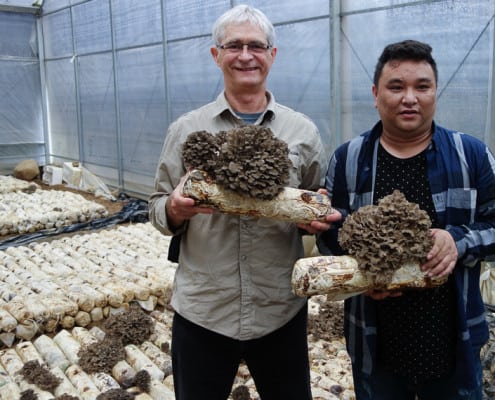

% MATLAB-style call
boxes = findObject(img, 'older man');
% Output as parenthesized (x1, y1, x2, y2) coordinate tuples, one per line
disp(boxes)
(149, 5, 337, 399)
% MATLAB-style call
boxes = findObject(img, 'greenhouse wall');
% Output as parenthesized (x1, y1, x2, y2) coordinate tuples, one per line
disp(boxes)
(0, 0, 494, 197)
(0, 7, 44, 173)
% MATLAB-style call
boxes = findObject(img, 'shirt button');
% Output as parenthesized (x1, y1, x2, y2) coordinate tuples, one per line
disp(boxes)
(241, 255, 247, 261)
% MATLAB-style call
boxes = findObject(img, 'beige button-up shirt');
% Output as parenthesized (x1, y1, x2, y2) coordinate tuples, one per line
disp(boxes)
(149, 91, 327, 340)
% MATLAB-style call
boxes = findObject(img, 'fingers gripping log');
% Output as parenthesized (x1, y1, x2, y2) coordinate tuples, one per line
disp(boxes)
(182, 169, 332, 224)
(291, 255, 447, 301)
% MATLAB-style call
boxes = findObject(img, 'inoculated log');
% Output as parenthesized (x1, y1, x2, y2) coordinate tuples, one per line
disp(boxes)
(182, 169, 332, 224)
(291, 255, 447, 301)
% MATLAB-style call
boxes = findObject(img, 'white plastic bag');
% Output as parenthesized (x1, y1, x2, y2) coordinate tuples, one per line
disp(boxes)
(480, 262, 495, 307)
(79, 166, 116, 201)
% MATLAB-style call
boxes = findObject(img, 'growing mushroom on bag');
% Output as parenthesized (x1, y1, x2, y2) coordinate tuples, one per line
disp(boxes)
(292, 191, 446, 300)
(181, 127, 332, 224)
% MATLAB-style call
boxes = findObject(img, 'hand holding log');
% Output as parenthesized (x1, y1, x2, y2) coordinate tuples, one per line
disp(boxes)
(180, 127, 333, 224)
(182, 169, 332, 224)
(291, 255, 447, 301)
(291, 191, 447, 300)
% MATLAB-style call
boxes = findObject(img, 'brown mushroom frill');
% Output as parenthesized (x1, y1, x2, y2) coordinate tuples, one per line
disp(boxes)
(338, 190, 433, 282)
(182, 126, 291, 200)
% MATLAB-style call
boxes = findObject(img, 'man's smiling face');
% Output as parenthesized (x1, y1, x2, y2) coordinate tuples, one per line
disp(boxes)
(372, 59, 437, 138)
(211, 22, 276, 92)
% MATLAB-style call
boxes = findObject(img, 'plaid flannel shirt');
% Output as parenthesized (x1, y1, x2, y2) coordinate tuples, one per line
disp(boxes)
(318, 121, 495, 391)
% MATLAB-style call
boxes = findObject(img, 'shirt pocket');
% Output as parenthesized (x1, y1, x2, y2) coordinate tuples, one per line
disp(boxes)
(287, 150, 302, 187)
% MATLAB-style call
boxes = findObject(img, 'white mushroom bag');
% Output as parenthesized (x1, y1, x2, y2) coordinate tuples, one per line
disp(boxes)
(480, 261, 495, 307)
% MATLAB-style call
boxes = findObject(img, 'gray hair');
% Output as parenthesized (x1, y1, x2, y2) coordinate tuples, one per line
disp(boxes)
(212, 5, 275, 47)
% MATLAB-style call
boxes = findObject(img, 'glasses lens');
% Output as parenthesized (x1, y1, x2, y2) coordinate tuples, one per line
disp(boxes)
(248, 42, 269, 52)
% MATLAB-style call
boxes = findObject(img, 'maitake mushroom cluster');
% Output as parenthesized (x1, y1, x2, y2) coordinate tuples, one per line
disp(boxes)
(78, 304, 154, 374)
(338, 190, 433, 279)
(182, 126, 291, 200)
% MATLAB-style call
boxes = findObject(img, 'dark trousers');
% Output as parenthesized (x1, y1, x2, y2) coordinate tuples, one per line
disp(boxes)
(171, 304, 312, 400)
(353, 346, 483, 400)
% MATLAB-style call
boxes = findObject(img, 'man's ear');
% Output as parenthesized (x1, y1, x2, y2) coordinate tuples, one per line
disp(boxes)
(270, 47, 277, 61)
(210, 47, 220, 65)
(372, 84, 378, 108)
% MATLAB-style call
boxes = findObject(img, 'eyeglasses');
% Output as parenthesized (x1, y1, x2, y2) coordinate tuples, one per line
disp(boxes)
(217, 41, 272, 54)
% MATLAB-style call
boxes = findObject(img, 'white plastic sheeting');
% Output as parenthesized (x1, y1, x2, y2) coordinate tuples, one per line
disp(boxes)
(0, 11, 43, 174)
(0, 0, 494, 196)
(341, 0, 495, 146)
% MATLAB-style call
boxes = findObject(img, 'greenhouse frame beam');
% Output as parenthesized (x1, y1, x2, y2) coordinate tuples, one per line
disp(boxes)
(489, 17, 495, 152)
(340, 0, 445, 17)
(329, 0, 341, 149)
(0, 4, 40, 14)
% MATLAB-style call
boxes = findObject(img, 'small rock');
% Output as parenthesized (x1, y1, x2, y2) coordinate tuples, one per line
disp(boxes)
(13, 159, 39, 181)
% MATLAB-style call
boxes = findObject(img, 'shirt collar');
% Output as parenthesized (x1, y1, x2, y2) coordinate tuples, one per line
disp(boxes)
(212, 90, 276, 122)
(429, 121, 440, 151)
(369, 120, 439, 151)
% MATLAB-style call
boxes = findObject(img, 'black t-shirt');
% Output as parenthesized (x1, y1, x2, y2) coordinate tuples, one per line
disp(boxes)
(374, 143, 457, 384)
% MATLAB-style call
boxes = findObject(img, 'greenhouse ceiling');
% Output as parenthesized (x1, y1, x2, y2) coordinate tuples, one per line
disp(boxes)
(0, 0, 494, 197)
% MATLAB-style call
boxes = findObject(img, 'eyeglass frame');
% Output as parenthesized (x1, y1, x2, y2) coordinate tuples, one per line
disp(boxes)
(216, 40, 273, 54)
